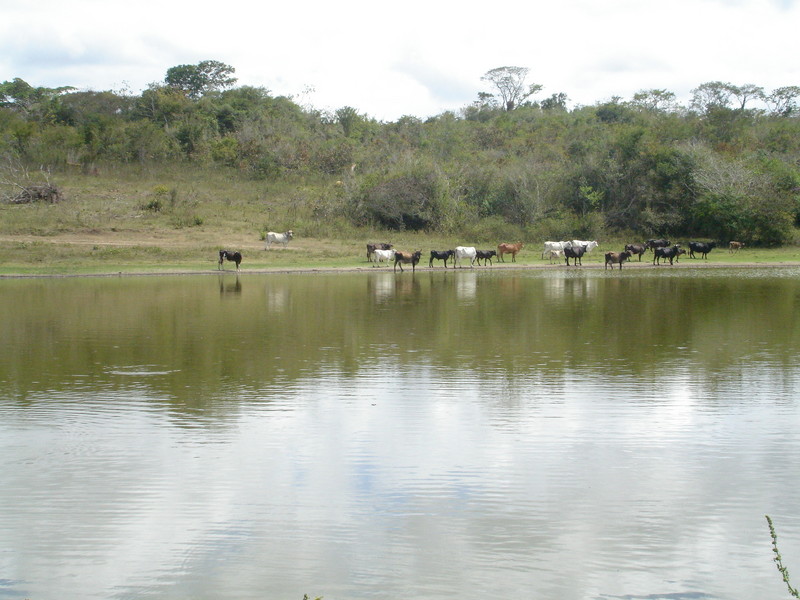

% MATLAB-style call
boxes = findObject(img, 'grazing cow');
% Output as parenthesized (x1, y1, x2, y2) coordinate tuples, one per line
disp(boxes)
(454, 246, 478, 268)
(564, 244, 588, 266)
(570, 240, 598, 253)
(624, 243, 647, 261)
(429, 249, 454, 268)
(645, 239, 670, 252)
(367, 242, 393, 262)
(475, 249, 497, 266)
(545, 249, 564, 263)
(604, 250, 632, 270)
(372, 248, 396, 265)
(393, 250, 422, 272)
(729, 241, 745, 254)
(498, 242, 524, 262)
(688, 241, 717, 259)
(542, 241, 572, 259)
(218, 250, 242, 270)
(265, 230, 294, 249)
(653, 245, 682, 265)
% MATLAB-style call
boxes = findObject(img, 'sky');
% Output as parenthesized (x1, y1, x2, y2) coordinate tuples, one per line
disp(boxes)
(2, 0, 799, 121)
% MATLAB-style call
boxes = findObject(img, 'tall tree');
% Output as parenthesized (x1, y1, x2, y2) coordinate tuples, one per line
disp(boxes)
(765, 86, 800, 116)
(165, 60, 237, 99)
(480, 66, 542, 111)
(728, 83, 765, 110)
(335, 106, 361, 137)
(690, 81, 736, 113)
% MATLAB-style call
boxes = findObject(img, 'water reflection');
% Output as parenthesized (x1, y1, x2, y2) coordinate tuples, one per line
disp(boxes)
(456, 271, 477, 302)
(1, 269, 800, 600)
(368, 272, 395, 303)
(217, 273, 241, 295)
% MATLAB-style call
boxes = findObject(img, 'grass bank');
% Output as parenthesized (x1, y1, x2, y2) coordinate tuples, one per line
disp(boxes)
(2, 165, 800, 276)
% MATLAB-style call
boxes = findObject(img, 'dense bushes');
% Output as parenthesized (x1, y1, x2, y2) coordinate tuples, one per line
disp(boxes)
(2, 75, 800, 244)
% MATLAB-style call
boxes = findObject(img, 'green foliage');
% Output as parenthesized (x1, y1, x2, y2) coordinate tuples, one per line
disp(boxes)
(335, 106, 361, 138)
(359, 169, 441, 230)
(0, 77, 76, 121)
(3, 67, 800, 245)
(311, 138, 355, 175)
(165, 60, 237, 100)
(211, 136, 240, 167)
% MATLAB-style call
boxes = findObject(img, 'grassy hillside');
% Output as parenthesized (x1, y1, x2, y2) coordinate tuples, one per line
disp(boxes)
(2, 165, 800, 276)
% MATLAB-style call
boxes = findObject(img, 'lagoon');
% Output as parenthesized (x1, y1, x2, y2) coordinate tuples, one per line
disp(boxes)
(2, 267, 800, 599)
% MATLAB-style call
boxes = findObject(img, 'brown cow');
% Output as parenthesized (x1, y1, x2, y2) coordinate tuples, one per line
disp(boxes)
(393, 250, 422, 272)
(604, 250, 632, 270)
(729, 241, 745, 254)
(497, 242, 524, 263)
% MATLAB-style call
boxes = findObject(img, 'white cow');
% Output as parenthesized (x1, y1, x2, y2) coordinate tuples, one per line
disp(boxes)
(454, 246, 477, 268)
(372, 248, 395, 265)
(265, 230, 294, 249)
(571, 240, 598, 253)
(542, 241, 572, 259)
(545, 249, 564, 263)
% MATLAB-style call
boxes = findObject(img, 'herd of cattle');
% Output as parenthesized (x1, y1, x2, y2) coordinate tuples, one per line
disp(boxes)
(367, 242, 526, 272)
(365, 238, 743, 272)
(218, 230, 744, 272)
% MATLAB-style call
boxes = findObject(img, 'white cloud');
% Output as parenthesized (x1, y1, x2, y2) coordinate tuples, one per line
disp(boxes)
(1, 0, 799, 120)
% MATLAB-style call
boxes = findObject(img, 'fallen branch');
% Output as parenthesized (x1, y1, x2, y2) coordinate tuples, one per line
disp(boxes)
(7, 183, 63, 204)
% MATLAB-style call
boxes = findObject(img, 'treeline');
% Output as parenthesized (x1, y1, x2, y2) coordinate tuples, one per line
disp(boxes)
(2, 64, 800, 244)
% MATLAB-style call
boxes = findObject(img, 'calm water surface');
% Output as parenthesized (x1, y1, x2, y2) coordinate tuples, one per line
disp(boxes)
(2, 267, 800, 600)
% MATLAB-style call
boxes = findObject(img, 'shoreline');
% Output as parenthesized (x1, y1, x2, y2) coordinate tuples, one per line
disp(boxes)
(2, 260, 797, 279)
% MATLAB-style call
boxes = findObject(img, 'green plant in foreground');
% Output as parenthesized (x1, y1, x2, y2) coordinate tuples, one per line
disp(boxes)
(767, 515, 800, 598)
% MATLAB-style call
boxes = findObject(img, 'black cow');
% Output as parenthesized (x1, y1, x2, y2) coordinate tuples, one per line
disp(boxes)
(475, 249, 497, 266)
(653, 245, 683, 265)
(624, 243, 647, 261)
(429, 249, 454, 268)
(218, 250, 242, 270)
(564, 244, 588, 266)
(688, 241, 716, 259)
(367, 242, 393, 262)
(645, 239, 671, 252)
(394, 250, 422, 272)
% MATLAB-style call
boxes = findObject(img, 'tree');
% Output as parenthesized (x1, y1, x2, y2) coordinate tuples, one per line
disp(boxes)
(728, 83, 764, 111)
(165, 60, 237, 99)
(480, 66, 542, 111)
(335, 106, 361, 137)
(631, 89, 676, 112)
(690, 81, 736, 113)
(540, 92, 569, 111)
(765, 86, 800, 116)
(0, 78, 75, 117)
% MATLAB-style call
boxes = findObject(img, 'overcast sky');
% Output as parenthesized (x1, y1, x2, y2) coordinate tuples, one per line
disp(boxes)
(2, 0, 799, 121)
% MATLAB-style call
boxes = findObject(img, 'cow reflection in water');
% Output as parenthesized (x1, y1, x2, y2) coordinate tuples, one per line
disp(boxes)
(368, 272, 420, 303)
(218, 275, 242, 295)
(542, 276, 597, 302)
(266, 285, 290, 313)
(456, 272, 477, 302)
(368, 273, 395, 303)
(393, 274, 420, 297)
(497, 276, 521, 297)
